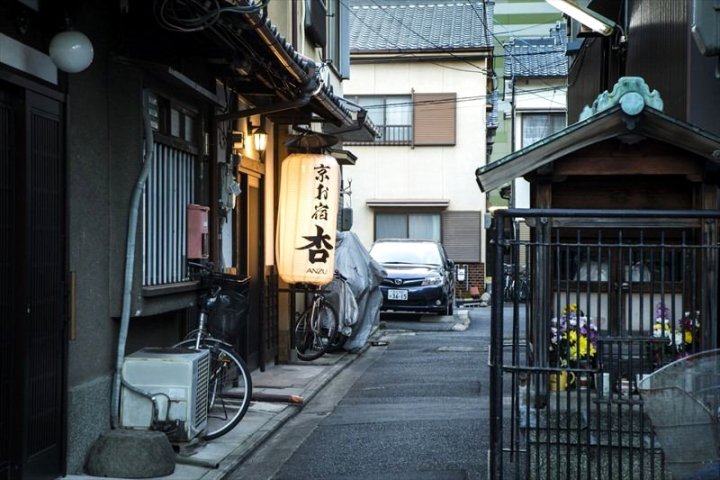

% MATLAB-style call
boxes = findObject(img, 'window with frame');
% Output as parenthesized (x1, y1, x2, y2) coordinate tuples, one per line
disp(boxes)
(375, 212, 441, 241)
(305, 0, 327, 48)
(325, 0, 350, 79)
(521, 112, 565, 148)
(143, 91, 199, 287)
(348, 93, 456, 146)
(352, 95, 412, 144)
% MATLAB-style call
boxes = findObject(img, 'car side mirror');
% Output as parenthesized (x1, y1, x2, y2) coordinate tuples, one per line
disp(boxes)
(447, 260, 455, 270)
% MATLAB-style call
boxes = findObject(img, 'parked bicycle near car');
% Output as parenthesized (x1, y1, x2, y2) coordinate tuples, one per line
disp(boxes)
(173, 261, 252, 440)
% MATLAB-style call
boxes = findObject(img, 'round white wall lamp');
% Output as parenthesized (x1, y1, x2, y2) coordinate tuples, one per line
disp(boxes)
(49, 30, 94, 73)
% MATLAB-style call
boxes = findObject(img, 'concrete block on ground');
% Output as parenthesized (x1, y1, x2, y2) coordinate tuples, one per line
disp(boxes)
(85, 429, 175, 478)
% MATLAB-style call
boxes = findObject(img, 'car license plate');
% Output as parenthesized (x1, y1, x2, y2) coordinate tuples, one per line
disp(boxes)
(388, 289, 408, 300)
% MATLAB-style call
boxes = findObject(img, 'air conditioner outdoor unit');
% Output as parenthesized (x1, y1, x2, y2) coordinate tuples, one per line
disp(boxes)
(120, 347, 209, 442)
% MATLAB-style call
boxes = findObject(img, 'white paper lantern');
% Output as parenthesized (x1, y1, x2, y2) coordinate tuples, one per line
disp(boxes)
(49, 30, 94, 73)
(276, 153, 340, 285)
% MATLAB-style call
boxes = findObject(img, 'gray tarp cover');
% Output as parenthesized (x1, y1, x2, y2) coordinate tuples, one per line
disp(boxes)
(324, 231, 386, 352)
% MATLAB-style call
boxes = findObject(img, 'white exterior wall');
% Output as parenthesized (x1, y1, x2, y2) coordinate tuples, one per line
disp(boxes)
(511, 79, 567, 208)
(343, 59, 488, 250)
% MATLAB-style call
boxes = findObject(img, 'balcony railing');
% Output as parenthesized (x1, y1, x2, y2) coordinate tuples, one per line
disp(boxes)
(346, 124, 411, 146)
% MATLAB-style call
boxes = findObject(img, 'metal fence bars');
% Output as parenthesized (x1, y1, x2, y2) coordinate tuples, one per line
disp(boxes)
(488, 209, 720, 480)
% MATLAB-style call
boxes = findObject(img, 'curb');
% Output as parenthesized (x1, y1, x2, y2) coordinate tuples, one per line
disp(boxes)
(452, 310, 471, 331)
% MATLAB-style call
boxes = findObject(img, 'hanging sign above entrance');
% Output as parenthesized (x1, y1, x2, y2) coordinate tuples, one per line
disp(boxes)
(276, 153, 340, 285)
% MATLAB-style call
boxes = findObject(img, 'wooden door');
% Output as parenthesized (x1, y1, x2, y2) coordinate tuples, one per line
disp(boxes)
(236, 173, 263, 370)
(0, 84, 66, 480)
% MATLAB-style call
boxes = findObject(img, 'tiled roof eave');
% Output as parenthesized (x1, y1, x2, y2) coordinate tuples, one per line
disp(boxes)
(351, 47, 492, 56)
(505, 74, 568, 80)
(475, 105, 720, 193)
(219, 3, 378, 136)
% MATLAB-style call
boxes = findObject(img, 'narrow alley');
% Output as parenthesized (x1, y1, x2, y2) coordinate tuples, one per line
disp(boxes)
(228, 308, 491, 480)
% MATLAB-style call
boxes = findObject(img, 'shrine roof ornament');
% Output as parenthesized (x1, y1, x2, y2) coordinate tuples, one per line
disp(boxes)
(475, 75, 720, 193)
(579, 77, 664, 121)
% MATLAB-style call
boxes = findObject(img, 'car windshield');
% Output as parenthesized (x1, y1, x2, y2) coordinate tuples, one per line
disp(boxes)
(369, 242, 443, 266)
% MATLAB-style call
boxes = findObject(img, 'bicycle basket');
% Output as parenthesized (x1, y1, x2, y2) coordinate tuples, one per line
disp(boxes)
(207, 274, 250, 343)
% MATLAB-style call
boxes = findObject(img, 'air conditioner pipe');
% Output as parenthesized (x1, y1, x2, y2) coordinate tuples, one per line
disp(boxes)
(120, 377, 170, 424)
(111, 92, 155, 429)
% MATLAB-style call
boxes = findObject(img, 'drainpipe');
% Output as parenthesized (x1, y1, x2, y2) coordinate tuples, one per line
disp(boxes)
(111, 92, 155, 429)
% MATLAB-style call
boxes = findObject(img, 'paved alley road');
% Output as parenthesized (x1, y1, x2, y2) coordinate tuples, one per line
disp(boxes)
(229, 307, 491, 480)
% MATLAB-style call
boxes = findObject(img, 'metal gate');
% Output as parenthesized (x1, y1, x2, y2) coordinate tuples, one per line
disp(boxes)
(489, 209, 719, 480)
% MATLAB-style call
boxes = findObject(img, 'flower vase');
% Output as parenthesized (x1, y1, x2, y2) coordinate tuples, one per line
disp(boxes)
(549, 371, 575, 391)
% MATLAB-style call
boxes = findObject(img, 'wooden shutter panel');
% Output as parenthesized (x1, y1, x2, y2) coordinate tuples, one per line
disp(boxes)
(442, 211, 481, 262)
(413, 93, 456, 146)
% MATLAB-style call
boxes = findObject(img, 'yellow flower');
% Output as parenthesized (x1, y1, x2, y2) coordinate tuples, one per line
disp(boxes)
(685, 330, 693, 344)
(567, 331, 596, 360)
(563, 304, 578, 316)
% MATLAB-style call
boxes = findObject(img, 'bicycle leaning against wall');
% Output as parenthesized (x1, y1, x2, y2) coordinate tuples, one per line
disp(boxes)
(294, 271, 353, 361)
(174, 261, 252, 440)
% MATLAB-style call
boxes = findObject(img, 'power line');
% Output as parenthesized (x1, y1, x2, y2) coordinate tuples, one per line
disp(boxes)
(346, 0, 571, 94)
(344, 0, 493, 75)
(345, 0, 570, 138)
(350, 84, 568, 112)
(468, 1, 567, 96)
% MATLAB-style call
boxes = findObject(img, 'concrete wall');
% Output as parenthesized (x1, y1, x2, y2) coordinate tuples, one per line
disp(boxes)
(65, 3, 126, 472)
(342, 59, 488, 249)
(65, 3, 198, 471)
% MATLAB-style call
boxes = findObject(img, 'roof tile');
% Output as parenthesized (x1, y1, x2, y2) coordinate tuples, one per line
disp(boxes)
(349, 1, 493, 52)
(503, 23, 568, 78)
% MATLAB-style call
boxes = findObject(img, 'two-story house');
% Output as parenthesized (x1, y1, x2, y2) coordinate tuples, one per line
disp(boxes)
(342, 0, 494, 298)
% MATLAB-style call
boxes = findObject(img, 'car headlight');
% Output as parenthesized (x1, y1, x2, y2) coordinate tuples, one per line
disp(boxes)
(422, 273, 443, 286)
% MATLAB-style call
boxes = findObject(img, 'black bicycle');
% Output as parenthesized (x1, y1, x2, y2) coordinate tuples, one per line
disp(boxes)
(503, 263, 529, 303)
(174, 261, 252, 440)
(294, 272, 352, 361)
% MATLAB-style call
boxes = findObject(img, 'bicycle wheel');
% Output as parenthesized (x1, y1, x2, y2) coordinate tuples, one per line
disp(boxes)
(504, 281, 514, 302)
(516, 279, 528, 303)
(294, 299, 339, 361)
(174, 338, 252, 440)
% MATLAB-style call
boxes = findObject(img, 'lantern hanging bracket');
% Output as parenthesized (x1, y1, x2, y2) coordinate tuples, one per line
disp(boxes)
(285, 126, 339, 153)
(215, 95, 311, 122)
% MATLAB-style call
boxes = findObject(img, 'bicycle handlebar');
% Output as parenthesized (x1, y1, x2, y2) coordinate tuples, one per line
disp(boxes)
(188, 260, 250, 290)
(188, 260, 214, 271)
